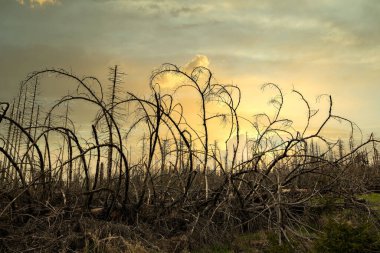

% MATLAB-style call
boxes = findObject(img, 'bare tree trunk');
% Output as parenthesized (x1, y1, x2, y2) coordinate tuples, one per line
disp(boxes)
(2, 101, 15, 184)
(107, 65, 118, 184)
(276, 170, 283, 246)
(27, 79, 38, 182)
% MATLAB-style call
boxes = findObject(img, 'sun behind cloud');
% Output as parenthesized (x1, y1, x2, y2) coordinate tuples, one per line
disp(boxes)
(17, 0, 60, 8)
(183, 54, 210, 73)
(153, 55, 210, 89)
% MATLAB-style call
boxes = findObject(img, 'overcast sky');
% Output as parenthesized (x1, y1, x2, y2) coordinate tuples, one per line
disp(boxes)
(1, 0, 379, 138)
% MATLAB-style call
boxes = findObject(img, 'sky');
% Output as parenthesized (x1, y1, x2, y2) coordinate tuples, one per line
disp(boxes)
(0, 0, 380, 142)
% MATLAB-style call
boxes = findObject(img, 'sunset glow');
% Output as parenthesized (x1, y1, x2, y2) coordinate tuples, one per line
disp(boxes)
(1, 0, 379, 140)
(1, 2, 380, 251)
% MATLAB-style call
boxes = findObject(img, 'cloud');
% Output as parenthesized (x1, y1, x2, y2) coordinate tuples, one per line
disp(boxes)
(150, 55, 210, 90)
(183, 54, 210, 73)
(16, 0, 60, 8)
(124, 0, 206, 18)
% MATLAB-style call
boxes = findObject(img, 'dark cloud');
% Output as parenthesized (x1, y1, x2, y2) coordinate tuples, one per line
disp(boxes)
(0, 0, 379, 134)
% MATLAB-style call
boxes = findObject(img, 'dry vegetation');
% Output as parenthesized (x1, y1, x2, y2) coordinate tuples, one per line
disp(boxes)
(1, 64, 380, 252)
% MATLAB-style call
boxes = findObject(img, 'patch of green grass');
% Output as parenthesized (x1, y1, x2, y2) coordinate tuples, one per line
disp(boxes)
(194, 231, 267, 253)
(358, 193, 380, 212)
(232, 231, 267, 253)
(262, 233, 294, 253)
(360, 193, 380, 204)
(194, 244, 232, 253)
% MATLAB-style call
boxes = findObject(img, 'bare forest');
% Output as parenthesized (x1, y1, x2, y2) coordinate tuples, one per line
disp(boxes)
(1, 65, 380, 252)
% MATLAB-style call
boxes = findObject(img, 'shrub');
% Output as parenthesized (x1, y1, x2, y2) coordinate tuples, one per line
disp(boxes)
(314, 220, 380, 253)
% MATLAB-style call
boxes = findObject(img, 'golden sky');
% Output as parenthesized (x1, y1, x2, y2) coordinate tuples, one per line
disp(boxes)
(0, 0, 379, 140)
